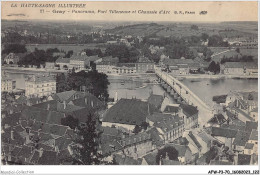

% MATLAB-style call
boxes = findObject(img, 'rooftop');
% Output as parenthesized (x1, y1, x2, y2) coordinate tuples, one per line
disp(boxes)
(211, 127, 237, 138)
(103, 98, 159, 126)
(163, 105, 179, 113)
(224, 62, 258, 69)
(147, 127, 164, 147)
(55, 57, 70, 63)
(120, 132, 151, 147)
(166, 144, 190, 157)
(147, 94, 164, 109)
(245, 121, 258, 133)
(249, 129, 258, 141)
(180, 104, 198, 118)
(208, 114, 226, 125)
(26, 74, 56, 83)
(245, 143, 254, 150)
(151, 114, 184, 133)
(237, 154, 251, 165)
(113, 154, 142, 165)
(233, 131, 251, 146)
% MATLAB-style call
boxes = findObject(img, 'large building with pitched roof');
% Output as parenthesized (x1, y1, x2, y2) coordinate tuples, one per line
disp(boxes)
(102, 98, 159, 131)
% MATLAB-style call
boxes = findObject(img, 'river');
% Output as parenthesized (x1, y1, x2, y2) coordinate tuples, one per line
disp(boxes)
(181, 78, 258, 107)
(5, 71, 258, 108)
(107, 74, 176, 103)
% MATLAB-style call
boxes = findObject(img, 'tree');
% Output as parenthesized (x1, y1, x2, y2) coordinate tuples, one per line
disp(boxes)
(65, 50, 73, 58)
(133, 122, 149, 134)
(2, 44, 27, 55)
(72, 113, 102, 165)
(208, 61, 220, 74)
(208, 35, 229, 47)
(105, 44, 139, 63)
(18, 48, 57, 67)
(56, 73, 68, 93)
(133, 125, 142, 134)
(140, 122, 149, 130)
(248, 93, 254, 100)
(56, 70, 110, 101)
(63, 65, 68, 69)
(206, 146, 218, 164)
(201, 33, 209, 42)
(155, 146, 179, 164)
(191, 25, 199, 30)
(235, 47, 240, 53)
(61, 115, 79, 130)
(208, 61, 216, 72)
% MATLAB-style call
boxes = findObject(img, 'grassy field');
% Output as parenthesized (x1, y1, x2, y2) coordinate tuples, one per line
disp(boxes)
(210, 48, 258, 62)
(240, 48, 258, 58)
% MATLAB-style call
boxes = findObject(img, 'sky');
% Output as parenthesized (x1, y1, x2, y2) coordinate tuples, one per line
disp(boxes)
(1, 1, 258, 22)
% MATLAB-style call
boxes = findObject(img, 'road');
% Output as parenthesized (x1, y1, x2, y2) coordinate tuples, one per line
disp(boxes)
(155, 68, 214, 127)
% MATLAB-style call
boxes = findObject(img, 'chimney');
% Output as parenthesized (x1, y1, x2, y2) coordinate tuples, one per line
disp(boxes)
(47, 103, 50, 110)
(148, 103, 150, 115)
(38, 129, 41, 136)
(159, 155, 162, 165)
(39, 148, 44, 157)
(115, 91, 118, 102)
(165, 152, 169, 160)
(63, 101, 66, 109)
(11, 130, 14, 140)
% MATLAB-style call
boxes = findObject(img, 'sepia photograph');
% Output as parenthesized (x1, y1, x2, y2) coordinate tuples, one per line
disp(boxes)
(0, 1, 259, 174)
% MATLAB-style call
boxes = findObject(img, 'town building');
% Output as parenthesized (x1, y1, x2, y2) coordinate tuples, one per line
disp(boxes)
(45, 62, 55, 69)
(4, 53, 27, 64)
(147, 113, 185, 144)
(222, 62, 258, 75)
(165, 144, 193, 164)
(96, 63, 116, 74)
(70, 54, 100, 71)
(55, 57, 70, 70)
(2, 77, 16, 92)
(113, 63, 136, 74)
(147, 94, 164, 110)
(119, 132, 153, 159)
(102, 98, 159, 131)
(96, 56, 120, 74)
(179, 104, 199, 129)
(210, 127, 237, 149)
(25, 74, 56, 97)
(226, 91, 258, 121)
(136, 56, 155, 73)
(160, 58, 200, 74)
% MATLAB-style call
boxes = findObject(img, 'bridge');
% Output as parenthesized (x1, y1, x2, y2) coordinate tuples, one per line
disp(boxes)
(155, 67, 214, 126)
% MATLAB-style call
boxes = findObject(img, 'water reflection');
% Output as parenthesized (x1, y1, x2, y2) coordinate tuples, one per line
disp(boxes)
(182, 78, 258, 106)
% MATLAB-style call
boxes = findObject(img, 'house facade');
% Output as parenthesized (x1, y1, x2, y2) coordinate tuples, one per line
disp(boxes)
(136, 56, 154, 73)
(2, 77, 16, 92)
(4, 53, 26, 64)
(25, 74, 56, 97)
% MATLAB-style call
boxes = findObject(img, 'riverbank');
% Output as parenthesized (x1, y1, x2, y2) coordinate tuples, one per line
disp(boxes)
(174, 74, 258, 79)
(2, 66, 67, 75)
